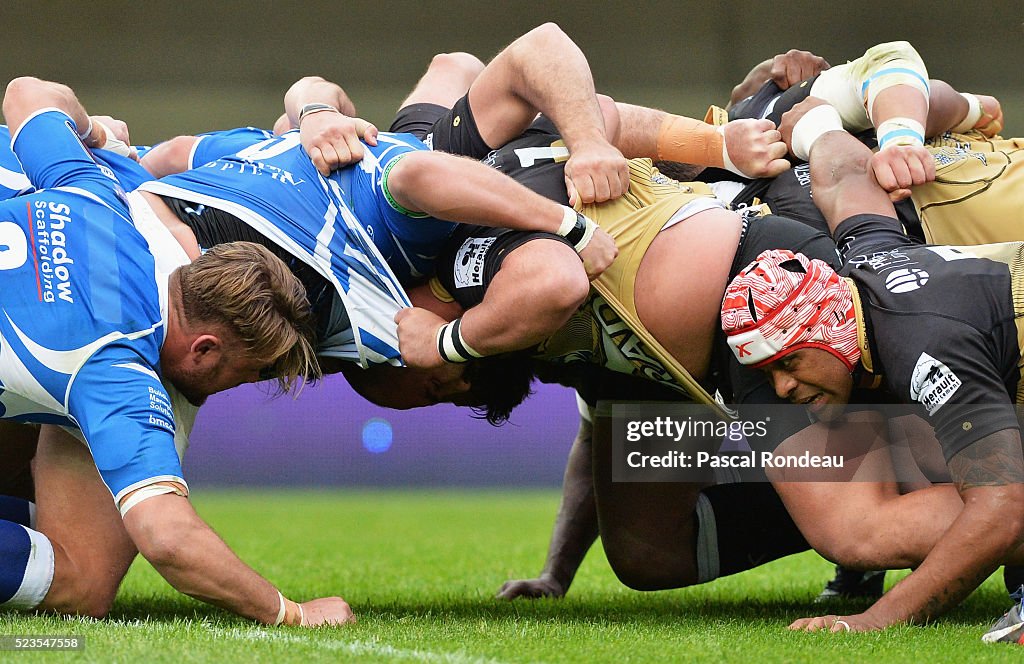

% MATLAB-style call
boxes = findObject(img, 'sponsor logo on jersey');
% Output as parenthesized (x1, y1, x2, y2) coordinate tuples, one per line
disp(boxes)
(32, 200, 76, 303)
(846, 248, 915, 274)
(909, 352, 962, 415)
(884, 267, 930, 293)
(453, 237, 496, 288)
(793, 163, 811, 189)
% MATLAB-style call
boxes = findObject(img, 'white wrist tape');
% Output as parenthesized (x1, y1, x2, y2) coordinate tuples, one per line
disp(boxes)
(435, 318, 483, 363)
(717, 125, 746, 177)
(274, 591, 287, 626)
(951, 93, 983, 133)
(790, 104, 845, 161)
(94, 120, 135, 158)
(876, 117, 925, 150)
(77, 116, 93, 141)
(556, 205, 598, 252)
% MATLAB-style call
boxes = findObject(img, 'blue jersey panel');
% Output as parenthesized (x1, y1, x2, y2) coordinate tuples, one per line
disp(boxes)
(140, 131, 426, 365)
(67, 343, 182, 500)
(0, 110, 170, 496)
(339, 133, 455, 280)
(191, 127, 275, 168)
(1, 121, 151, 202)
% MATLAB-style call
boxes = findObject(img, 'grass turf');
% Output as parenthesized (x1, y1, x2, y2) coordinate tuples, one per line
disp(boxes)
(2, 489, 1021, 663)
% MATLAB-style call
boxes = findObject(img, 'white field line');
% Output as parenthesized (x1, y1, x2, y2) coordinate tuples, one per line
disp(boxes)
(219, 627, 512, 664)
(60, 616, 516, 664)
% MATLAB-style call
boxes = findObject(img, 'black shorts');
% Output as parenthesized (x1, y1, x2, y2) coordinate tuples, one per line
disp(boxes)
(389, 94, 492, 159)
(434, 225, 570, 309)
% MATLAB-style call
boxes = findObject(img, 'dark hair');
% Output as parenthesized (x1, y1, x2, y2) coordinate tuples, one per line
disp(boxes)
(463, 351, 536, 425)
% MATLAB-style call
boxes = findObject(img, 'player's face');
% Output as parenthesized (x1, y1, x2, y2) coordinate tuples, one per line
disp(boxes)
(166, 353, 268, 407)
(763, 348, 853, 421)
(345, 363, 474, 410)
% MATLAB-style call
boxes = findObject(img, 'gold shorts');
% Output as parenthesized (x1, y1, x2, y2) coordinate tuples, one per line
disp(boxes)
(913, 133, 1024, 245)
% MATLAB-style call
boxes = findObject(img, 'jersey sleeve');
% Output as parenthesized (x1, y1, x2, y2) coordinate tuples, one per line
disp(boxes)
(191, 128, 274, 168)
(10, 110, 121, 194)
(434, 226, 569, 309)
(66, 343, 186, 506)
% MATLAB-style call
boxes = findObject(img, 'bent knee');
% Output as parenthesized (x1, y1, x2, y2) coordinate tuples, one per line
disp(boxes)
(44, 576, 118, 619)
(427, 52, 485, 85)
(602, 537, 697, 591)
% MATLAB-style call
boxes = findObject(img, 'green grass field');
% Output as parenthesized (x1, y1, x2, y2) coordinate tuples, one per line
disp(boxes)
(2, 489, 1021, 663)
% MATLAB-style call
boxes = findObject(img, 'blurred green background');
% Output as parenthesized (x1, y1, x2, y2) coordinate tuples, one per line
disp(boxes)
(2, 1, 1021, 144)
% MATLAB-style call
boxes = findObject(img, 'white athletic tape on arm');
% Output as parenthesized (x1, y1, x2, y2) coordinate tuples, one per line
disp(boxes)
(790, 104, 845, 161)
(94, 120, 134, 158)
(952, 93, 983, 133)
(274, 591, 288, 626)
(557, 205, 598, 252)
(118, 481, 188, 518)
(436, 318, 483, 363)
(876, 117, 925, 150)
(717, 125, 746, 178)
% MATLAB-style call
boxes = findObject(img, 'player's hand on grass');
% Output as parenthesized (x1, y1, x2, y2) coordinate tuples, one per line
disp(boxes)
(768, 50, 830, 90)
(723, 118, 791, 178)
(579, 226, 617, 281)
(300, 111, 378, 176)
(564, 139, 629, 207)
(789, 611, 880, 633)
(496, 573, 567, 600)
(395, 307, 448, 370)
(299, 597, 357, 626)
(870, 145, 935, 202)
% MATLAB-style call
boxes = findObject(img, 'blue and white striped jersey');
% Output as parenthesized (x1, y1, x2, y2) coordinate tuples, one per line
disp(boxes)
(141, 131, 454, 366)
(2, 109, 183, 504)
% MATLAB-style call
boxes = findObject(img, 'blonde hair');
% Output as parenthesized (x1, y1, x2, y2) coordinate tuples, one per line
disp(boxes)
(177, 242, 322, 393)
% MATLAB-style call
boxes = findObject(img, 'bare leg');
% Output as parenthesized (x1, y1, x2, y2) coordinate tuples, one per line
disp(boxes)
(591, 405, 711, 589)
(397, 52, 485, 111)
(34, 425, 137, 617)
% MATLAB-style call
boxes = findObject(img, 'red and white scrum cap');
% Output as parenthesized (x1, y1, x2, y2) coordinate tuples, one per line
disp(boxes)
(721, 249, 860, 370)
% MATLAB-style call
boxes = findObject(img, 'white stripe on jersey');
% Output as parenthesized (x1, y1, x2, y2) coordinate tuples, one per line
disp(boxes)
(113, 362, 161, 381)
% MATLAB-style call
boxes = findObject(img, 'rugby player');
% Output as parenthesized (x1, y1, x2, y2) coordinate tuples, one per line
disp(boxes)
(718, 94, 1024, 637)
(0, 76, 362, 626)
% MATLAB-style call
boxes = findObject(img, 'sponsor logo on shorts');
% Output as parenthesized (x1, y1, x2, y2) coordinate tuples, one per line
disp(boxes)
(453, 237, 496, 288)
(909, 351, 962, 415)
(884, 267, 930, 293)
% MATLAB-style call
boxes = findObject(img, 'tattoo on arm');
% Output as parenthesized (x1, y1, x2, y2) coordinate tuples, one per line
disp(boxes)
(949, 429, 1024, 490)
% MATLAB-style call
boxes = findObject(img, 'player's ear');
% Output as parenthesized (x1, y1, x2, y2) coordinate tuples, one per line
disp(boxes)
(189, 334, 225, 365)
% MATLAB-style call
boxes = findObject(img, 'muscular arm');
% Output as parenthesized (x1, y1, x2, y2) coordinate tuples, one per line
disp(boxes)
(123, 492, 354, 625)
(4, 77, 90, 142)
(396, 238, 589, 368)
(283, 76, 356, 127)
(805, 126, 902, 231)
(855, 429, 1024, 628)
(467, 22, 627, 204)
(498, 414, 600, 599)
(614, 102, 789, 179)
(385, 150, 616, 279)
(140, 135, 199, 178)
(728, 49, 831, 108)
